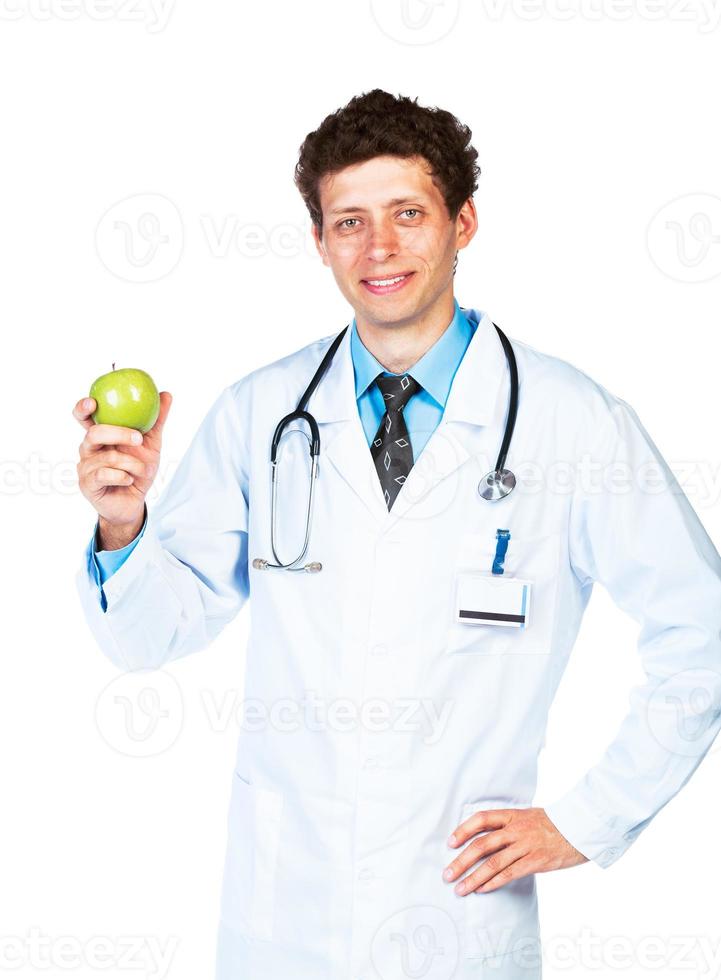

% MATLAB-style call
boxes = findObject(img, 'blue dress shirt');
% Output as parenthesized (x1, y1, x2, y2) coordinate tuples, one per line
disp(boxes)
(91, 298, 476, 605)
(351, 297, 474, 458)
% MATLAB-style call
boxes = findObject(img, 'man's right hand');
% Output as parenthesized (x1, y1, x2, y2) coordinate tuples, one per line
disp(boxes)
(74, 391, 173, 550)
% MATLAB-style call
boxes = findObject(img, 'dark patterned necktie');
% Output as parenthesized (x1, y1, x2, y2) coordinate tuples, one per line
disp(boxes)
(370, 372, 422, 510)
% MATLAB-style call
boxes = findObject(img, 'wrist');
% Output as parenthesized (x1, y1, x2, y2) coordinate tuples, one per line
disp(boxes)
(97, 507, 145, 551)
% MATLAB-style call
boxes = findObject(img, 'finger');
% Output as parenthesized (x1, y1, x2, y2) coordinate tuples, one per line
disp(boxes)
(462, 853, 537, 895)
(73, 397, 97, 430)
(448, 808, 510, 848)
(91, 465, 136, 489)
(80, 424, 145, 457)
(93, 450, 150, 481)
(443, 830, 511, 883)
(455, 845, 529, 895)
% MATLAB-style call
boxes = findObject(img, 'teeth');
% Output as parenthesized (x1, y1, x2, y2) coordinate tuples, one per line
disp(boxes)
(367, 274, 407, 286)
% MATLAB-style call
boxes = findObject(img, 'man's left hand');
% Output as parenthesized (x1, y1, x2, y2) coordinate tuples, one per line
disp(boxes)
(443, 806, 589, 894)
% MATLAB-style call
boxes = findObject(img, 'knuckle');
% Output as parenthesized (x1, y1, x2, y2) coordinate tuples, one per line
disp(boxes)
(484, 854, 500, 873)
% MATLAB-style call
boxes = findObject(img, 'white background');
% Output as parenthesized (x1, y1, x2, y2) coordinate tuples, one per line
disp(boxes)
(2, 1, 721, 977)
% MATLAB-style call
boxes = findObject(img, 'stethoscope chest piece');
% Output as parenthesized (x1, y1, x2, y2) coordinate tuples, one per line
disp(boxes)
(478, 468, 516, 501)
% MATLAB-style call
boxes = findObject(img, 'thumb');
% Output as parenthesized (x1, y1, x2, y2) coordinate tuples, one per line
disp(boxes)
(146, 391, 173, 442)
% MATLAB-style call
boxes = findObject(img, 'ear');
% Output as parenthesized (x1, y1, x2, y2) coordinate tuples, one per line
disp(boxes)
(455, 197, 478, 252)
(311, 223, 330, 267)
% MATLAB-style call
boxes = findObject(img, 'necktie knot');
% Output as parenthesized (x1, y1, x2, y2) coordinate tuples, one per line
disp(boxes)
(374, 372, 422, 412)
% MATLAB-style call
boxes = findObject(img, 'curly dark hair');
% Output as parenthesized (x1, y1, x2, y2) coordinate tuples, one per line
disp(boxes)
(294, 88, 480, 232)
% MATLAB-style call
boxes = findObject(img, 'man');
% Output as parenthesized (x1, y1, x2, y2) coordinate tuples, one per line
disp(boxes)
(74, 89, 721, 980)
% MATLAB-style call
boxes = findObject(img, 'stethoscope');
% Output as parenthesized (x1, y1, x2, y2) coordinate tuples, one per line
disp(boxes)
(252, 319, 519, 573)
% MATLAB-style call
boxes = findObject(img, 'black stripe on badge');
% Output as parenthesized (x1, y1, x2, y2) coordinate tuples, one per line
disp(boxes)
(459, 610, 525, 624)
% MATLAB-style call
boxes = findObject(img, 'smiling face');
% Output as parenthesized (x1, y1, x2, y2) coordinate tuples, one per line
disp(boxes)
(311, 155, 477, 334)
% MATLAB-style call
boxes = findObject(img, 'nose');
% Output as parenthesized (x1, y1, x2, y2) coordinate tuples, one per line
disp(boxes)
(366, 218, 400, 263)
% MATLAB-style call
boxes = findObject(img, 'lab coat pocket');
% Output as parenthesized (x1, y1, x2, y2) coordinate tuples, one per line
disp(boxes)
(444, 531, 561, 656)
(219, 771, 284, 941)
(458, 798, 540, 966)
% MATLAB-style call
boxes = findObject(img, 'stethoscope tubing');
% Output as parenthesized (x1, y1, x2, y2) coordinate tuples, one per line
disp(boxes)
(253, 319, 518, 571)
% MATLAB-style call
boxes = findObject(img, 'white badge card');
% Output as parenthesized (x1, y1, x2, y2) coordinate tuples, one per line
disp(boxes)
(454, 572, 532, 629)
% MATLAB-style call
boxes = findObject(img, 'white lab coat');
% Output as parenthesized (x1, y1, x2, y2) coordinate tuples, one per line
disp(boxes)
(76, 309, 721, 980)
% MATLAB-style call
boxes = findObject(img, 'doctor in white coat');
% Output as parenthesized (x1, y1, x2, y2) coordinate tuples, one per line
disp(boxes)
(74, 89, 721, 980)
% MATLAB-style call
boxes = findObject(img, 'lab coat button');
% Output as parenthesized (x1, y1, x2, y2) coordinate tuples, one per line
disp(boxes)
(358, 867, 374, 880)
(370, 643, 387, 657)
(363, 755, 379, 769)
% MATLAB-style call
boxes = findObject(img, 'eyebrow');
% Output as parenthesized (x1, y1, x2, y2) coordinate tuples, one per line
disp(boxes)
(328, 197, 427, 216)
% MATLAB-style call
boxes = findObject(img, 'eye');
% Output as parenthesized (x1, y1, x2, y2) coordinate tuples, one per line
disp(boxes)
(338, 218, 359, 230)
(401, 209, 420, 219)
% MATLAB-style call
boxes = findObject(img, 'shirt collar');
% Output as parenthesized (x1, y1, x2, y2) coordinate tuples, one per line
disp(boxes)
(349, 298, 474, 409)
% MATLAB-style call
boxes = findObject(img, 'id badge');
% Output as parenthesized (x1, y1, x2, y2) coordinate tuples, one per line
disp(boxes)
(454, 572, 532, 629)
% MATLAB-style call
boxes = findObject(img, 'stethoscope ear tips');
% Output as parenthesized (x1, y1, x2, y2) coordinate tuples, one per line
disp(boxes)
(478, 468, 516, 501)
(251, 557, 323, 572)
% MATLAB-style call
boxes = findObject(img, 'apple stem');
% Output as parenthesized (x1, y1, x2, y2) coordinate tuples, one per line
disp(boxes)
(112, 362, 115, 371)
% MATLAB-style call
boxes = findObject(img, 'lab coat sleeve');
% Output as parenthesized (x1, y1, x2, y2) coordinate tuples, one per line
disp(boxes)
(75, 383, 250, 671)
(93, 517, 146, 585)
(543, 394, 721, 869)
(88, 515, 148, 612)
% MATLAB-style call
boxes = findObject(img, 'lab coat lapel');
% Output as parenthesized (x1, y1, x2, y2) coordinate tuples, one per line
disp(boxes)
(384, 311, 508, 528)
(305, 311, 508, 529)
(306, 325, 390, 524)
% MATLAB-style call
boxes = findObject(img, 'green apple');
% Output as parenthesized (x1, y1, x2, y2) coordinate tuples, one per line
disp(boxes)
(90, 364, 160, 433)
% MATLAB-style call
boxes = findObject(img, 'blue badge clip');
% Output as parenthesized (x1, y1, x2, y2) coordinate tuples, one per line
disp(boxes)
(492, 529, 511, 575)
